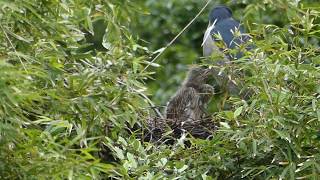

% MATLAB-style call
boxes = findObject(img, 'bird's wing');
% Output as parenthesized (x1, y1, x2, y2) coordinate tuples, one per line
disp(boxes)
(184, 87, 203, 122)
(210, 18, 242, 48)
(165, 86, 199, 121)
(210, 18, 252, 60)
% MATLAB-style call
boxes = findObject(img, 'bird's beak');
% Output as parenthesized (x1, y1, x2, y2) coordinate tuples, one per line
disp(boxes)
(202, 68, 213, 77)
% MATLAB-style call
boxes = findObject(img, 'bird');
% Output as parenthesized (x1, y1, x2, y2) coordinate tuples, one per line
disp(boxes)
(164, 66, 215, 138)
(202, 5, 252, 98)
(202, 5, 250, 60)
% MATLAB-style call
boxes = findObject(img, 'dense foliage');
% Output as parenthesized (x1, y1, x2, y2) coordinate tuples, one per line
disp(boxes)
(0, 0, 319, 179)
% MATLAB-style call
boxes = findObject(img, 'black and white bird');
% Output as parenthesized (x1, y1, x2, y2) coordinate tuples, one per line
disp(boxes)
(202, 5, 252, 97)
(202, 5, 250, 60)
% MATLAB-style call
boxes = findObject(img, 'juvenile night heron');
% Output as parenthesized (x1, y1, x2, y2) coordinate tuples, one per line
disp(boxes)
(164, 67, 215, 138)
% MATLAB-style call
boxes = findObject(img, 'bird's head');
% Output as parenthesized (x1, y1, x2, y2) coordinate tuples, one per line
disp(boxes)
(185, 66, 212, 84)
(209, 5, 232, 24)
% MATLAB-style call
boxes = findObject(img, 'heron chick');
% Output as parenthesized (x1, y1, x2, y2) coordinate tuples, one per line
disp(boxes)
(165, 67, 214, 136)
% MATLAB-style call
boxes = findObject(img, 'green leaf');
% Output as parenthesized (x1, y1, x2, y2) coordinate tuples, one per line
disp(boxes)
(114, 147, 125, 160)
(220, 122, 230, 129)
(273, 129, 291, 143)
(252, 139, 257, 157)
(234, 106, 243, 119)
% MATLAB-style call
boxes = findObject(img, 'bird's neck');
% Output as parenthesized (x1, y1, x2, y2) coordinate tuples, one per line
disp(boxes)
(184, 81, 203, 91)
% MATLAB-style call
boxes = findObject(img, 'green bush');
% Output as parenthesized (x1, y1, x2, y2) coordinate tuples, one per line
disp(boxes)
(0, 0, 319, 179)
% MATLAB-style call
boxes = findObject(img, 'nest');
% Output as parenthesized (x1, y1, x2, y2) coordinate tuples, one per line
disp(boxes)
(144, 116, 218, 143)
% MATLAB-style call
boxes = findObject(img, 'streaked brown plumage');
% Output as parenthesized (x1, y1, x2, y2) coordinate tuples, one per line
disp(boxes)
(164, 66, 215, 137)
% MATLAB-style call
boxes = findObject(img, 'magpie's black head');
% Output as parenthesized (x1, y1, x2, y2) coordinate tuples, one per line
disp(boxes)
(209, 5, 232, 24)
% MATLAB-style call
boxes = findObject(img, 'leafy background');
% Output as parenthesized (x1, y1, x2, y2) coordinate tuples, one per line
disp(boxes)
(0, 0, 319, 179)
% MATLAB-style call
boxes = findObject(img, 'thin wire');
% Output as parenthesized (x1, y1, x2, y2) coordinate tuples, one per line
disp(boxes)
(141, 0, 213, 73)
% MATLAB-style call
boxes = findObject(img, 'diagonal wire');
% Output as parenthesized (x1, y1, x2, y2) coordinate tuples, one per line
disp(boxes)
(141, 0, 213, 73)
